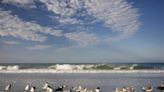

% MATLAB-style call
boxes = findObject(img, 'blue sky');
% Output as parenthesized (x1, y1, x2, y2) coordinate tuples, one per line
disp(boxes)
(0, 0, 164, 63)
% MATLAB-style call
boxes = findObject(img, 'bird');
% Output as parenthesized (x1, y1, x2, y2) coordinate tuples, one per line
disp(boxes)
(5, 83, 11, 91)
(142, 85, 153, 92)
(73, 85, 84, 92)
(126, 86, 135, 92)
(73, 86, 100, 92)
(42, 82, 49, 90)
(55, 85, 66, 92)
(94, 87, 100, 92)
(25, 84, 30, 91)
(157, 84, 164, 91)
(115, 87, 126, 92)
(45, 85, 54, 92)
(30, 86, 36, 92)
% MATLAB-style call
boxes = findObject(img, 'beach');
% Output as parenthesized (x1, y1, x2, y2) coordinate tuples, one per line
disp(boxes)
(0, 64, 164, 92)
(0, 72, 164, 92)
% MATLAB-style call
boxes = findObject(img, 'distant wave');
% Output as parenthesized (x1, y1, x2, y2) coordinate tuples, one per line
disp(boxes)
(0, 63, 164, 72)
(0, 65, 19, 70)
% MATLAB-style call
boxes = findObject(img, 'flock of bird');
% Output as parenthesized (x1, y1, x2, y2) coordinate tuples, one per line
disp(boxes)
(4, 83, 164, 92)
(4, 82, 100, 92)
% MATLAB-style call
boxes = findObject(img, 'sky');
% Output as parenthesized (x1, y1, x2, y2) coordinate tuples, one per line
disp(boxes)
(0, 0, 164, 63)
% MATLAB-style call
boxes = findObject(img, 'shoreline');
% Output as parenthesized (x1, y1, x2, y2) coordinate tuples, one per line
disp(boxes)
(0, 69, 164, 74)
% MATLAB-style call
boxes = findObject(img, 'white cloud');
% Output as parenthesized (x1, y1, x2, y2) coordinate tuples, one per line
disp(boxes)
(0, 9, 99, 47)
(1, 40, 19, 45)
(0, 0, 141, 47)
(26, 44, 52, 50)
(2, 0, 36, 8)
(84, 0, 140, 41)
(41, 0, 140, 41)
(40, 0, 82, 24)
(65, 32, 99, 47)
(0, 9, 63, 42)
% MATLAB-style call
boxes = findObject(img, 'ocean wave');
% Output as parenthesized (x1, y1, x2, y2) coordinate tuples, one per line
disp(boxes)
(0, 65, 19, 70)
(0, 63, 164, 71)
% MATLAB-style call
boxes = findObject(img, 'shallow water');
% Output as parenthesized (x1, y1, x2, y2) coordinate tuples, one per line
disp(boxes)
(0, 73, 164, 92)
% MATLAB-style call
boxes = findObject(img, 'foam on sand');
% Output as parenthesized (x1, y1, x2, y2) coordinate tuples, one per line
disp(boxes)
(0, 69, 164, 74)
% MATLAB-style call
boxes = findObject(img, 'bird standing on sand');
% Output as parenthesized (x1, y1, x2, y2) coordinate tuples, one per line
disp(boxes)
(73, 86, 100, 92)
(73, 85, 84, 92)
(42, 82, 49, 90)
(157, 84, 164, 92)
(30, 86, 36, 92)
(45, 85, 54, 92)
(142, 86, 153, 92)
(25, 84, 30, 91)
(115, 87, 126, 92)
(55, 85, 66, 92)
(94, 87, 100, 92)
(5, 84, 11, 91)
(126, 86, 135, 92)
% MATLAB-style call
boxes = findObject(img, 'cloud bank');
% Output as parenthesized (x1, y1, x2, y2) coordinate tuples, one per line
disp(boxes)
(0, 0, 141, 49)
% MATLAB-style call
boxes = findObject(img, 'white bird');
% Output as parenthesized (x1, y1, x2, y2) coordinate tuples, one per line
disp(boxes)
(126, 86, 135, 92)
(5, 84, 11, 91)
(25, 84, 30, 91)
(30, 86, 36, 92)
(45, 85, 54, 92)
(82, 87, 100, 92)
(42, 82, 49, 90)
(94, 87, 100, 92)
(63, 89, 71, 92)
(73, 85, 84, 92)
(115, 87, 126, 92)
(73, 86, 100, 92)
(142, 86, 153, 92)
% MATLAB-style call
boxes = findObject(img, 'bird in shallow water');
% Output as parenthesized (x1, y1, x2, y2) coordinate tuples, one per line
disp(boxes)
(5, 83, 11, 91)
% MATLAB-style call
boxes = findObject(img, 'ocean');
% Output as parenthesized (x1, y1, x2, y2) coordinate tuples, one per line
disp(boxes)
(0, 63, 164, 70)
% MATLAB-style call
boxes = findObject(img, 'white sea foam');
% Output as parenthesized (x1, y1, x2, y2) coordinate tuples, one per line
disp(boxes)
(0, 69, 164, 74)
(0, 65, 19, 70)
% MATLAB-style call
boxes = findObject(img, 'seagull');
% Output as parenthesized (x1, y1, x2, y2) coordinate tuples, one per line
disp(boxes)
(115, 87, 126, 92)
(126, 86, 135, 92)
(157, 84, 164, 91)
(73, 86, 100, 92)
(55, 85, 66, 92)
(42, 82, 49, 90)
(30, 86, 36, 92)
(83, 87, 100, 92)
(73, 85, 84, 92)
(45, 85, 54, 92)
(94, 87, 100, 92)
(142, 85, 153, 92)
(25, 84, 30, 91)
(5, 83, 11, 91)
